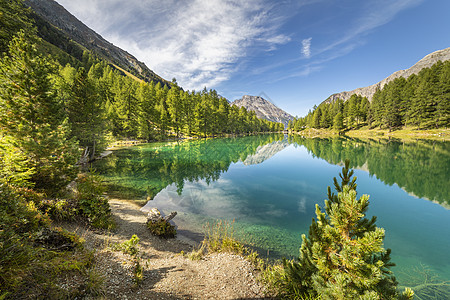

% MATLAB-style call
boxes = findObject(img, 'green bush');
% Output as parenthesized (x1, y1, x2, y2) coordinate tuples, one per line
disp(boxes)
(0, 182, 48, 297)
(0, 181, 99, 299)
(39, 198, 79, 222)
(147, 219, 177, 238)
(75, 172, 115, 229)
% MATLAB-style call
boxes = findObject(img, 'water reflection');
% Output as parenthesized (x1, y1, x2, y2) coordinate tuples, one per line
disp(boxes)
(288, 136, 450, 207)
(95, 134, 449, 209)
(94, 134, 287, 201)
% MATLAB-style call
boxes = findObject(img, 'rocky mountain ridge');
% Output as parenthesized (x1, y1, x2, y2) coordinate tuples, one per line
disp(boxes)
(325, 47, 450, 103)
(232, 95, 294, 127)
(25, 0, 168, 85)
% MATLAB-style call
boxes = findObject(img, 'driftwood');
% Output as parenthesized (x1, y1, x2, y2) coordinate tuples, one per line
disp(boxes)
(146, 208, 177, 223)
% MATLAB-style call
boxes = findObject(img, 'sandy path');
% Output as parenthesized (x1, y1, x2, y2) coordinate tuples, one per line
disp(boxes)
(71, 199, 270, 299)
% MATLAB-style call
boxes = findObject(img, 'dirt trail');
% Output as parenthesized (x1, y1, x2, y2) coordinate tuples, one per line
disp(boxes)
(71, 199, 269, 299)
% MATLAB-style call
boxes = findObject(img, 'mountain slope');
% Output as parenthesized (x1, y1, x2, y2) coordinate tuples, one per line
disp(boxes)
(25, 0, 168, 85)
(325, 47, 450, 103)
(232, 95, 294, 127)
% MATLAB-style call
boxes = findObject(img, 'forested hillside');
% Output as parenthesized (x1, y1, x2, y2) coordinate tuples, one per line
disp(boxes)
(26, 0, 169, 85)
(0, 1, 283, 297)
(289, 59, 450, 131)
(2, 0, 284, 160)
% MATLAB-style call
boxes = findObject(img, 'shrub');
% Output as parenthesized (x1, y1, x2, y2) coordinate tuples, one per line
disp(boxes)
(75, 172, 115, 229)
(0, 181, 99, 299)
(39, 198, 79, 222)
(112, 234, 140, 256)
(147, 219, 177, 238)
(0, 182, 48, 297)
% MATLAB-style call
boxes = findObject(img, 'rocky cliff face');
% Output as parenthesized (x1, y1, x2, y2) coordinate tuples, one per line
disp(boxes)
(25, 0, 168, 84)
(232, 95, 294, 127)
(325, 47, 450, 103)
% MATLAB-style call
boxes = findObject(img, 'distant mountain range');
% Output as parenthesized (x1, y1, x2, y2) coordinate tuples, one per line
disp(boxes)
(232, 95, 294, 127)
(325, 47, 450, 103)
(25, 0, 169, 85)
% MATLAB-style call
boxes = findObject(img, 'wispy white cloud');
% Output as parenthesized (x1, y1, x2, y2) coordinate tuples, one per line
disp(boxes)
(301, 37, 312, 58)
(318, 0, 423, 55)
(56, 0, 291, 90)
(241, 0, 424, 82)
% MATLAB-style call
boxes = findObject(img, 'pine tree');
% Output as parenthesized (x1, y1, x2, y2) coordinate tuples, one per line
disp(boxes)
(66, 67, 106, 160)
(136, 81, 157, 140)
(383, 78, 405, 131)
(282, 160, 414, 299)
(436, 61, 450, 127)
(312, 107, 322, 128)
(167, 79, 183, 138)
(0, 31, 79, 194)
(333, 112, 344, 131)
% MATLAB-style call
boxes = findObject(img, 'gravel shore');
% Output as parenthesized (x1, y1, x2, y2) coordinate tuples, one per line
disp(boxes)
(68, 199, 270, 299)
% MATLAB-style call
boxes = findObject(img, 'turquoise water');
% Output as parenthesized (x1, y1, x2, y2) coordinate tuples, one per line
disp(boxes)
(93, 134, 450, 296)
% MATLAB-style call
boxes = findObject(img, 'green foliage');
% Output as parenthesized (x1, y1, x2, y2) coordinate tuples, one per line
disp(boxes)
(133, 257, 144, 286)
(279, 161, 412, 299)
(111, 235, 144, 286)
(112, 234, 141, 256)
(147, 219, 177, 238)
(39, 198, 79, 222)
(0, 134, 34, 187)
(65, 67, 107, 159)
(81, 60, 283, 141)
(0, 0, 35, 55)
(75, 172, 114, 229)
(0, 31, 80, 195)
(0, 182, 48, 288)
(0, 180, 100, 299)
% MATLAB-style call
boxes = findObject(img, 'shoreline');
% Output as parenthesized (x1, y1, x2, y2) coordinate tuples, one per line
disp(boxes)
(290, 127, 449, 141)
(73, 198, 270, 299)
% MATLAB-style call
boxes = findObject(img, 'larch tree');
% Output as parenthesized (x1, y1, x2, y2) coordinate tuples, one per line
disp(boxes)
(0, 31, 79, 194)
(66, 67, 106, 160)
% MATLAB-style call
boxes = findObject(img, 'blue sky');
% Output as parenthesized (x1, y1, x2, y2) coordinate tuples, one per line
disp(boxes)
(56, 0, 450, 117)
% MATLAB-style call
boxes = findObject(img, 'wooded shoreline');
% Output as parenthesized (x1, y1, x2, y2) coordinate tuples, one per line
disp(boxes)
(289, 127, 449, 141)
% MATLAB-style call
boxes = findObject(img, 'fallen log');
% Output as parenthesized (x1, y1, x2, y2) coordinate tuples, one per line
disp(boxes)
(146, 208, 177, 223)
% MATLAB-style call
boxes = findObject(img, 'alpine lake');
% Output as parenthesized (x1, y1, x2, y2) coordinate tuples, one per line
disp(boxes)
(93, 134, 450, 297)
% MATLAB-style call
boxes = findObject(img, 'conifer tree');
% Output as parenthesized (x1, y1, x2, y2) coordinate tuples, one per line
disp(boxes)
(282, 160, 414, 299)
(167, 79, 183, 138)
(66, 67, 106, 160)
(333, 112, 344, 131)
(0, 31, 79, 194)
